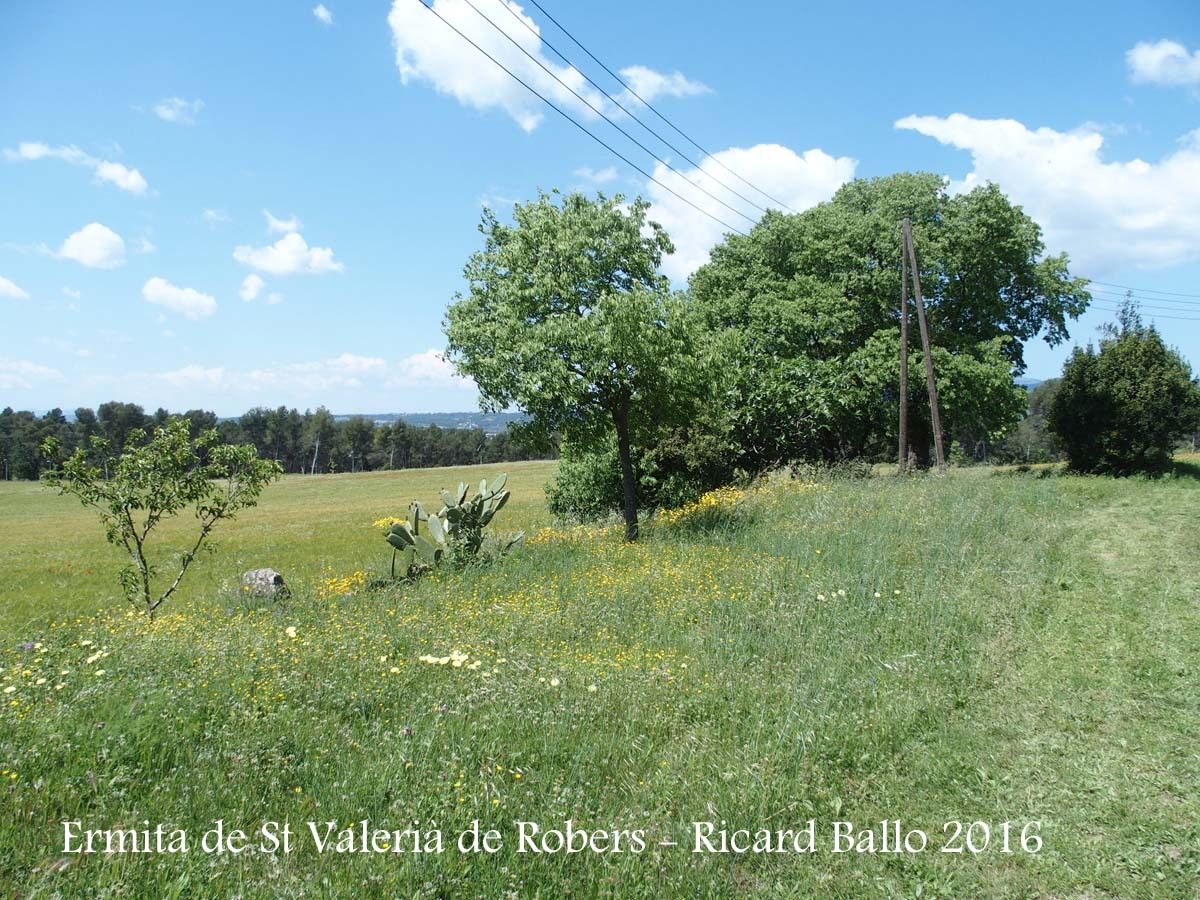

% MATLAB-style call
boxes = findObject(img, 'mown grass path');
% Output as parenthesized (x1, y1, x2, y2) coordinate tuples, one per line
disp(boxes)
(811, 474, 1200, 898)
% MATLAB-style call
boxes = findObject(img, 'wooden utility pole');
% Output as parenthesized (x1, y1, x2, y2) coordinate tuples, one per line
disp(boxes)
(898, 228, 910, 475)
(902, 217, 946, 473)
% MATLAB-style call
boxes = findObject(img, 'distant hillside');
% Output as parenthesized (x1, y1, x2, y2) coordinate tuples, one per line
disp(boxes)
(332, 411, 526, 435)
(1015, 377, 1044, 390)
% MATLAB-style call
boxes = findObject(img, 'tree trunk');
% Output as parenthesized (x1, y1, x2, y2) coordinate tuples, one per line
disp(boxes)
(612, 402, 638, 543)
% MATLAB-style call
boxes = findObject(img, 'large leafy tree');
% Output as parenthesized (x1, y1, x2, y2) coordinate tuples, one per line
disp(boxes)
(1048, 303, 1200, 475)
(445, 191, 705, 541)
(688, 172, 1091, 468)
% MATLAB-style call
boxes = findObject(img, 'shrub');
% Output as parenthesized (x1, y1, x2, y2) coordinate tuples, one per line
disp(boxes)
(1048, 305, 1200, 475)
(546, 429, 738, 522)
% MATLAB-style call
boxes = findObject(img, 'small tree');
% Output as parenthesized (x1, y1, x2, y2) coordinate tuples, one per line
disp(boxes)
(1048, 303, 1200, 475)
(43, 418, 282, 618)
(445, 191, 707, 541)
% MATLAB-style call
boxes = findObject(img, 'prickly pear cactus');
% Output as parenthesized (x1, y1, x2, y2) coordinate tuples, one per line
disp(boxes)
(383, 475, 522, 578)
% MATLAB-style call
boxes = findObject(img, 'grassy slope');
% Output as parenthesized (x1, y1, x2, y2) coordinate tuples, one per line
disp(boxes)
(0, 464, 1196, 897)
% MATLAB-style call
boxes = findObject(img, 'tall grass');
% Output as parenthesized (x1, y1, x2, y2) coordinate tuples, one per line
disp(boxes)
(0, 467, 1096, 897)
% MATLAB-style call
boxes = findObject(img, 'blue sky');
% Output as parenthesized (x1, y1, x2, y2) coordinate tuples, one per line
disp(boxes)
(1, 0, 1198, 416)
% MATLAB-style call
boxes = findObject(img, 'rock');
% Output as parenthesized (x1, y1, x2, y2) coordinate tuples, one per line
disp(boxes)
(241, 568, 287, 598)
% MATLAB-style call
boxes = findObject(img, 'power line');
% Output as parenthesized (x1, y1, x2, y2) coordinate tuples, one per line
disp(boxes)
(1085, 286, 1200, 309)
(519, 0, 801, 214)
(486, 0, 772, 218)
(416, 0, 748, 237)
(1088, 299, 1200, 322)
(1084, 278, 1200, 300)
(458, 0, 756, 225)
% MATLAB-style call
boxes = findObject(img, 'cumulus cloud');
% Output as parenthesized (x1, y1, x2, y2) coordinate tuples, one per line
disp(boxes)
(142, 277, 218, 320)
(1127, 39, 1200, 86)
(387, 0, 706, 132)
(0, 359, 63, 390)
(233, 232, 343, 275)
(895, 113, 1200, 272)
(574, 165, 618, 185)
(153, 97, 204, 124)
(645, 143, 857, 282)
(618, 65, 709, 103)
(58, 223, 126, 269)
(390, 348, 473, 389)
(264, 210, 301, 234)
(4, 142, 148, 194)
(240, 273, 265, 301)
(0, 275, 29, 300)
(203, 208, 229, 228)
(245, 353, 387, 391)
(313, 4, 334, 25)
(162, 365, 226, 388)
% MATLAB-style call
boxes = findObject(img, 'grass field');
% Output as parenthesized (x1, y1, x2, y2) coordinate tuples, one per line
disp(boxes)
(1, 461, 1197, 897)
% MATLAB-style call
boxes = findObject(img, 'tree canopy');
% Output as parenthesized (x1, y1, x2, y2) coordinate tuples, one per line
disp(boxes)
(445, 191, 707, 540)
(688, 172, 1091, 469)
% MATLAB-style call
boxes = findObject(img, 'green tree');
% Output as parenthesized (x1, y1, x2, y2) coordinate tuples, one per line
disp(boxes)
(42, 418, 282, 619)
(688, 172, 1090, 469)
(445, 191, 704, 541)
(1048, 304, 1200, 475)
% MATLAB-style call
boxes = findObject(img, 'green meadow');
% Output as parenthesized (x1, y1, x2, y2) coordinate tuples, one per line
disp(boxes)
(1, 462, 1197, 897)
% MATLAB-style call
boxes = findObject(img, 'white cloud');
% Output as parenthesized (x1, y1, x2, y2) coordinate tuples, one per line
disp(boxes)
(266, 292, 283, 305)
(203, 209, 229, 228)
(240, 273, 265, 301)
(390, 347, 473, 388)
(895, 113, 1200, 272)
(0, 275, 29, 300)
(58, 223, 126, 269)
(136, 237, 157, 254)
(142, 276, 218, 320)
(0, 359, 63, 390)
(247, 353, 387, 390)
(313, 4, 333, 25)
(94, 160, 149, 193)
(4, 141, 148, 194)
(574, 165, 618, 185)
(645, 143, 857, 282)
(62, 287, 81, 299)
(1127, 40, 1200, 86)
(387, 0, 705, 132)
(233, 232, 343, 274)
(162, 365, 225, 388)
(264, 210, 301, 234)
(618, 65, 709, 103)
(153, 97, 204, 124)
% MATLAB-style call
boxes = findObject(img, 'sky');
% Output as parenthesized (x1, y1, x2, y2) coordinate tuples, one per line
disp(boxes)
(1, 0, 1198, 416)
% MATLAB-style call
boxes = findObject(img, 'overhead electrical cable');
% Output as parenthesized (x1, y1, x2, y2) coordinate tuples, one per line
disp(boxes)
(1087, 299, 1200, 322)
(457, 0, 755, 225)
(1083, 279, 1200, 300)
(486, 0, 771, 217)
(518, 0, 801, 214)
(416, 0, 749, 236)
(1084, 287, 1200, 309)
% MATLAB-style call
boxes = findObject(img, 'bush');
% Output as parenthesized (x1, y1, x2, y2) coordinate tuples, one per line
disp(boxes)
(1048, 306, 1200, 476)
(546, 429, 738, 522)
